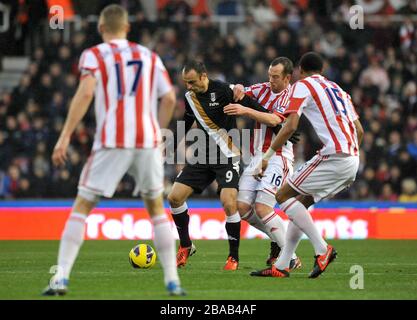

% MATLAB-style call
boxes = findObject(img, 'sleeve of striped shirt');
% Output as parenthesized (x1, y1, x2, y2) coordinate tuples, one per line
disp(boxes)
(270, 100, 287, 122)
(244, 83, 264, 99)
(345, 93, 359, 121)
(154, 55, 173, 98)
(78, 49, 98, 78)
(285, 81, 309, 116)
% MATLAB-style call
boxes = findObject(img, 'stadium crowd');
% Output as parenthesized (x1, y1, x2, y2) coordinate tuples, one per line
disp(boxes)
(1, 0, 417, 201)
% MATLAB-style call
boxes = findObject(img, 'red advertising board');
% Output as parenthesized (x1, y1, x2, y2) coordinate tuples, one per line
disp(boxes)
(1, 207, 417, 240)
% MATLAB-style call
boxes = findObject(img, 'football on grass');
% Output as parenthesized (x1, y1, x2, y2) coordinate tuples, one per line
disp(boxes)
(129, 244, 157, 269)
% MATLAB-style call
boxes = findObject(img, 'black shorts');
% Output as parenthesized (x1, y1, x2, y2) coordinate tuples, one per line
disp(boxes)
(175, 160, 240, 194)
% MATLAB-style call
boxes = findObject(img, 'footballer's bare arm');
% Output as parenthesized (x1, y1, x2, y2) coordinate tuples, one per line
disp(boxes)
(224, 103, 282, 127)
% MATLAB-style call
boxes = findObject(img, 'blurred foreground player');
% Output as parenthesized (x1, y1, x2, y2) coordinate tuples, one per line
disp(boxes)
(43, 4, 185, 296)
(251, 52, 364, 278)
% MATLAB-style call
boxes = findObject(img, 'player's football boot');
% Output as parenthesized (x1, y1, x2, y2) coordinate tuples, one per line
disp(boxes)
(309, 245, 337, 278)
(223, 256, 239, 270)
(42, 278, 69, 296)
(250, 265, 290, 278)
(289, 256, 302, 271)
(266, 242, 281, 266)
(166, 281, 186, 296)
(176, 243, 196, 267)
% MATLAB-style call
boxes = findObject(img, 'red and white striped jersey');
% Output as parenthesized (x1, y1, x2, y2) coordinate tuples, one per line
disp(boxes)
(78, 39, 173, 150)
(286, 74, 359, 156)
(245, 82, 294, 162)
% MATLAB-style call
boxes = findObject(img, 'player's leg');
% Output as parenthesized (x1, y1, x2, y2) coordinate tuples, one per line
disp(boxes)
(167, 164, 212, 267)
(238, 175, 287, 267)
(167, 182, 194, 249)
(43, 149, 130, 295)
(271, 194, 313, 270)
(42, 193, 99, 296)
(56, 194, 97, 278)
(216, 160, 241, 270)
(273, 154, 358, 277)
(143, 194, 184, 295)
(275, 181, 330, 271)
(220, 187, 240, 270)
(254, 156, 300, 268)
(276, 156, 329, 255)
(133, 148, 185, 295)
(237, 174, 270, 235)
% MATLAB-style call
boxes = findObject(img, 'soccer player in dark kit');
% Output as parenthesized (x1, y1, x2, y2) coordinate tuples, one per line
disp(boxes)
(167, 60, 287, 270)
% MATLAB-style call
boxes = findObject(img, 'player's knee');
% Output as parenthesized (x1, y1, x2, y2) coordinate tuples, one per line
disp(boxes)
(222, 199, 237, 215)
(254, 202, 272, 217)
(74, 191, 99, 213)
(167, 192, 184, 208)
(237, 201, 251, 217)
(275, 190, 288, 204)
(143, 194, 164, 217)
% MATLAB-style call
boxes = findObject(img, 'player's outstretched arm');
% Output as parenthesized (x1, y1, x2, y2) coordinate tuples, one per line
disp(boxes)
(224, 103, 282, 126)
(158, 89, 176, 129)
(52, 75, 96, 167)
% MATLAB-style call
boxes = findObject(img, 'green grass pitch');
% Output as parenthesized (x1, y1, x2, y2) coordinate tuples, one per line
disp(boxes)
(1, 239, 417, 300)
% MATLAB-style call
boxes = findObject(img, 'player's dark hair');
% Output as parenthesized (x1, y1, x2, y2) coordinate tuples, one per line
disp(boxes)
(183, 60, 207, 75)
(270, 57, 293, 75)
(299, 52, 323, 73)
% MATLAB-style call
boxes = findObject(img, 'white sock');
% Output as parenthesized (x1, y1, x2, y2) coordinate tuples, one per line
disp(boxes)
(275, 221, 304, 269)
(170, 202, 188, 214)
(261, 211, 286, 248)
(152, 214, 180, 286)
(57, 212, 86, 279)
(226, 212, 241, 223)
(280, 198, 327, 255)
(241, 207, 270, 235)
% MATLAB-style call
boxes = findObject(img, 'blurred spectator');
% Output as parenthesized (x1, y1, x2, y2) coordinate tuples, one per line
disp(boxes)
(163, 0, 192, 21)
(399, 17, 415, 52)
(359, 56, 390, 94)
(15, 178, 33, 198)
(299, 12, 323, 43)
(398, 178, 417, 202)
(234, 14, 258, 47)
(402, 81, 417, 116)
(379, 183, 398, 201)
(249, 0, 277, 30)
(320, 31, 343, 58)
(215, 0, 244, 16)
(407, 131, 417, 160)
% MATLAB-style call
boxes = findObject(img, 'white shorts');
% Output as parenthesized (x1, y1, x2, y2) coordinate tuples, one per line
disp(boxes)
(78, 148, 164, 199)
(287, 153, 359, 202)
(238, 155, 293, 208)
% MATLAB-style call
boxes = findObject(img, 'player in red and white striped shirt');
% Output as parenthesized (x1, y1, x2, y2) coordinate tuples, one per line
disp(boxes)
(43, 4, 184, 296)
(251, 52, 364, 279)
(224, 57, 300, 269)
(78, 35, 172, 150)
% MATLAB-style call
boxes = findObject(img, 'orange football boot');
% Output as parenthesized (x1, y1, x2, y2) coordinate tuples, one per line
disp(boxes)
(176, 243, 196, 268)
(223, 256, 239, 270)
